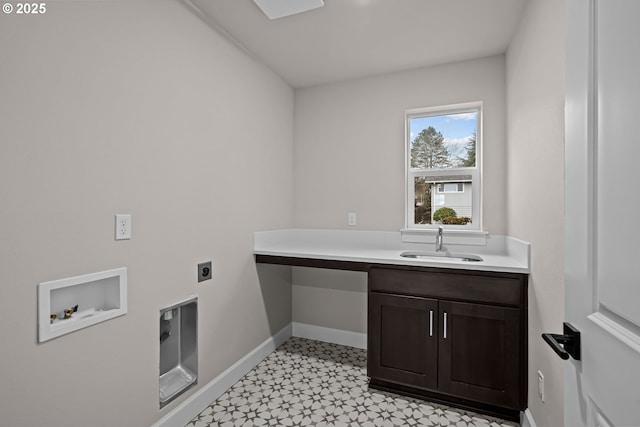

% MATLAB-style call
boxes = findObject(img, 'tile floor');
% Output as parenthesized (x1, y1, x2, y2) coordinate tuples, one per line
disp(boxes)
(186, 337, 519, 427)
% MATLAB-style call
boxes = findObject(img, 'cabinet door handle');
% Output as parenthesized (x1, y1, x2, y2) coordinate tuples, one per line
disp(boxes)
(443, 312, 448, 339)
(429, 310, 433, 337)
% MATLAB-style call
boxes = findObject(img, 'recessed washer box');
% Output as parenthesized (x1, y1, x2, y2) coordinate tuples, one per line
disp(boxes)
(159, 297, 198, 408)
(37, 268, 127, 343)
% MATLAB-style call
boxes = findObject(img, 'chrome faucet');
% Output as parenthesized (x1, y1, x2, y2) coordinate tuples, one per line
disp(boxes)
(435, 226, 444, 252)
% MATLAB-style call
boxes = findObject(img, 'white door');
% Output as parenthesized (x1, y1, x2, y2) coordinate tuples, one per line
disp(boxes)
(564, 0, 640, 425)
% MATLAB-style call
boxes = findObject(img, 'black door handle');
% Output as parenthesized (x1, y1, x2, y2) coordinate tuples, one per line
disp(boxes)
(542, 322, 581, 361)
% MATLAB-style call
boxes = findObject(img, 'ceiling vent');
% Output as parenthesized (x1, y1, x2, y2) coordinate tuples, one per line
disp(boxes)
(253, 0, 324, 20)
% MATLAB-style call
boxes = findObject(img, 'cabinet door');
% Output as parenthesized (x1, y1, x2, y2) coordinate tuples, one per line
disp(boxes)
(438, 301, 522, 409)
(368, 293, 438, 390)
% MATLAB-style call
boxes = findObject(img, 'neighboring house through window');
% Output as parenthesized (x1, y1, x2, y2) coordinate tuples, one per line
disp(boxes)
(437, 183, 465, 193)
(406, 102, 481, 229)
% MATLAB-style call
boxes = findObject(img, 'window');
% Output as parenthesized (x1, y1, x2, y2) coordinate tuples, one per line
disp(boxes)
(406, 102, 481, 230)
(437, 183, 464, 193)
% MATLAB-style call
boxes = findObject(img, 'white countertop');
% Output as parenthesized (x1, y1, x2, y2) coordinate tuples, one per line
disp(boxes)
(254, 229, 530, 274)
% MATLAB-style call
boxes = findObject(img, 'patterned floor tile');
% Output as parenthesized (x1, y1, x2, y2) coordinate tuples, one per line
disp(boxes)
(186, 337, 519, 427)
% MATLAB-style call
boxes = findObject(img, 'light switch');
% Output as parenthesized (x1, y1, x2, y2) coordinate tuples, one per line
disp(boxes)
(348, 212, 357, 226)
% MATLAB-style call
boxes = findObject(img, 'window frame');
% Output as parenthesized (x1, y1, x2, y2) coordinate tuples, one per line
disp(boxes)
(405, 101, 482, 231)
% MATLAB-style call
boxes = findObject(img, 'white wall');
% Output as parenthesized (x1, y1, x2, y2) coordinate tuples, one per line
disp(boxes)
(505, 0, 566, 425)
(292, 268, 367, 333)
(0, 2, 293, 426)
(292, 56, 507, 333)
(294, 55, 507, 234)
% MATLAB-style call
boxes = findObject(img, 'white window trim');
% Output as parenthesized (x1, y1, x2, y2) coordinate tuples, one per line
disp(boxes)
(404, 101, 483, 232)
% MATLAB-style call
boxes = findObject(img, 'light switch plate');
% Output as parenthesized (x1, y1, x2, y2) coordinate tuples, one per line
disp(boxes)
(348, 212, 357, 226)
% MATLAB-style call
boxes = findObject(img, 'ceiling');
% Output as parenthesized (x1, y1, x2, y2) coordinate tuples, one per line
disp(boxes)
(186, 0, 527, 88)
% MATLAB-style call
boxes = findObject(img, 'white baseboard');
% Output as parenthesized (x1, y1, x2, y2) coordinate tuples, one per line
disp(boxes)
(521, 408, 537, 427)
(153, 321, 527, 427)
(292, 322, 367, 349)
(152, 323, 292, 427)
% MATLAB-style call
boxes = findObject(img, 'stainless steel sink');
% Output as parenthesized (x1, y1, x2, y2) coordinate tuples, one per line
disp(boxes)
(400, 251, 483, 262)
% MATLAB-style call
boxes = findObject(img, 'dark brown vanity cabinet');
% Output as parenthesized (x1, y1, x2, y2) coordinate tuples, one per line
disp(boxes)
(368, 266, 527, 420)
(369, 293, 439, 389)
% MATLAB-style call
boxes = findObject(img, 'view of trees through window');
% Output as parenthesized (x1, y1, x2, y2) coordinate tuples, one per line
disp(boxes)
(409, 110, 478, 225)
(411, 128, 476, 169)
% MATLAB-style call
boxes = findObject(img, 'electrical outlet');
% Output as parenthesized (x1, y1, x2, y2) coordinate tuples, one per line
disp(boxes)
(198, 261, 212, 282)
(538, 370, 545, 402)
(115, 214, 131, 240)
(348, 212, 357, 226)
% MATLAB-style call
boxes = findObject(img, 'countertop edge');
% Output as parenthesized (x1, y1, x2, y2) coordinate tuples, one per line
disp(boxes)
(254, 250, 530, 275)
